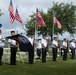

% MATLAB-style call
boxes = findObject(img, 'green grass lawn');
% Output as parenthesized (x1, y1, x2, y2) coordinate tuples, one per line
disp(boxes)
(0, 59, 76, 75)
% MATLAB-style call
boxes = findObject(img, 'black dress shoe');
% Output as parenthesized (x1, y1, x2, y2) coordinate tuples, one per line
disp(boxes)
(29, 62, 33, 64)
(0, 63, 2, 66)
(10, 64, 16, 65)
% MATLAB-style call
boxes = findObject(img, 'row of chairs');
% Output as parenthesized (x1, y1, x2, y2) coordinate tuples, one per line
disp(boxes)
(2, 49, 28, 64)
(2, 50, 51, 64)
(3, 49, 65, 64)
(16, 51, 28, 63)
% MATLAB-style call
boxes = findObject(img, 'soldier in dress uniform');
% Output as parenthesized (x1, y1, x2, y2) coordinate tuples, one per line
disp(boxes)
(41, 36, 47, 63)
(60, 41, 63, 56)
(52, 37, 58, 62)
(36, 40, 42, 59)
(8, 31, 18, 65)
(70, 39, 75, 59)
(0, 30, 5, 65)
(62, 38, 68, 60)
(28, 34, 34, 64)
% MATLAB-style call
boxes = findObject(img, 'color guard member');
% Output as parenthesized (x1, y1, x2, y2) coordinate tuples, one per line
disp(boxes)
(52, 37, 58, 62)
(41, 36, 47, 63)
(36, 40, 42, 59)
(70, 39, 75, 59)
(62, 38, 67, 60)
(28, 34, 34, 64)
(8, 31, 17, 65)
(0, 30, 5, 65)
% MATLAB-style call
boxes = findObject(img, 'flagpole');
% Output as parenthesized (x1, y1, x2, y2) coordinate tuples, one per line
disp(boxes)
(15, 4, 18, 34)
(33, 8, 38, 54)
(8, 0, 15, 35)
(15, 4, 24, 34)
(35, 17, 37, 40)
(21, 23, 27, 35)
(15, 4, 23, 34)
(52, 1, 55, 39)
(9, 23, 11, 36)
(34, 16, 37, 47)
(52, 11, 54, 39)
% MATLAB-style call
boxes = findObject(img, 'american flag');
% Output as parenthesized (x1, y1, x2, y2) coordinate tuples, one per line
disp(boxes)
(53, 17, 57, 24)
(57, 20, 62, 29)
(15, 7, 23, 24)
(36, 8, 46, 27)
(53, 16, 62, 29)
(8, 0, 15, 24)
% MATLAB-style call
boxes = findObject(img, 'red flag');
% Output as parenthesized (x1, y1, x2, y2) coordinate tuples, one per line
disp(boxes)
(57, 20, 62, 29)
(15, 7, 23, 24)
(53, 17, 57, 24)
(8, 0, 15, 24)
(53, 16, 62, 29)
(36, 8, 46, 27)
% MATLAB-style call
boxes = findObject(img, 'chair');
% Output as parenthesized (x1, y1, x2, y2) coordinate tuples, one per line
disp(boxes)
(19, 51, 28, 63)
(34, 51, 40, 62)
(16, 52, 20, 62)
(46, 52, 52, 61)
(69, 49, 72, 55)
(2, 49, 10, 64)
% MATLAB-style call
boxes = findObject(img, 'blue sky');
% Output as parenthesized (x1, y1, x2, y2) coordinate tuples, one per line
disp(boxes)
(0, 0, 76, 40)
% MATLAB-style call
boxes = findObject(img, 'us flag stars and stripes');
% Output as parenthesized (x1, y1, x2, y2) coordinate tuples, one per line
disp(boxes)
(15, 7, 23, 24)
(36, 8, 46, 27)
(8, 0, 15, 24)
(53, 16, 62, 29)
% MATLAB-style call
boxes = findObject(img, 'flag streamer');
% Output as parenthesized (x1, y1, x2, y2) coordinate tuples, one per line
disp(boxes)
(53, 16, 62, 29)
(15, 6, 23, 24)
(8, 0, 15, 24)
(36, 8, 46, 27)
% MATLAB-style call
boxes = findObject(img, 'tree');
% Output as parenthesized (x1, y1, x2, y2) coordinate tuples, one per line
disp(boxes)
(26, 2, 76, 40)
(51, 2, 76, 35)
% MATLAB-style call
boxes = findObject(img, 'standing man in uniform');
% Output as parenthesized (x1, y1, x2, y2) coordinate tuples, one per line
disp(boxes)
(60, 41, 63, 56)
(0, 30, 5, 65)
(70, 39, 75, 59)
(62, 38, 67, 61)
(8, 31, 18, 65)
(36, 40, 42, 59)
(28, 34, 34, 64)
(41, 36, 47, 63)
(52, 37, 58, 62)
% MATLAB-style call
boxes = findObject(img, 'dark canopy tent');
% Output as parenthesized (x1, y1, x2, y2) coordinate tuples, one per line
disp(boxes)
(6, 34, 34, 64)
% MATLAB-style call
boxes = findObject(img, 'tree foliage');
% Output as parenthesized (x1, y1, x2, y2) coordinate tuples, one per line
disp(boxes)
(26, 2, 76, 37)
